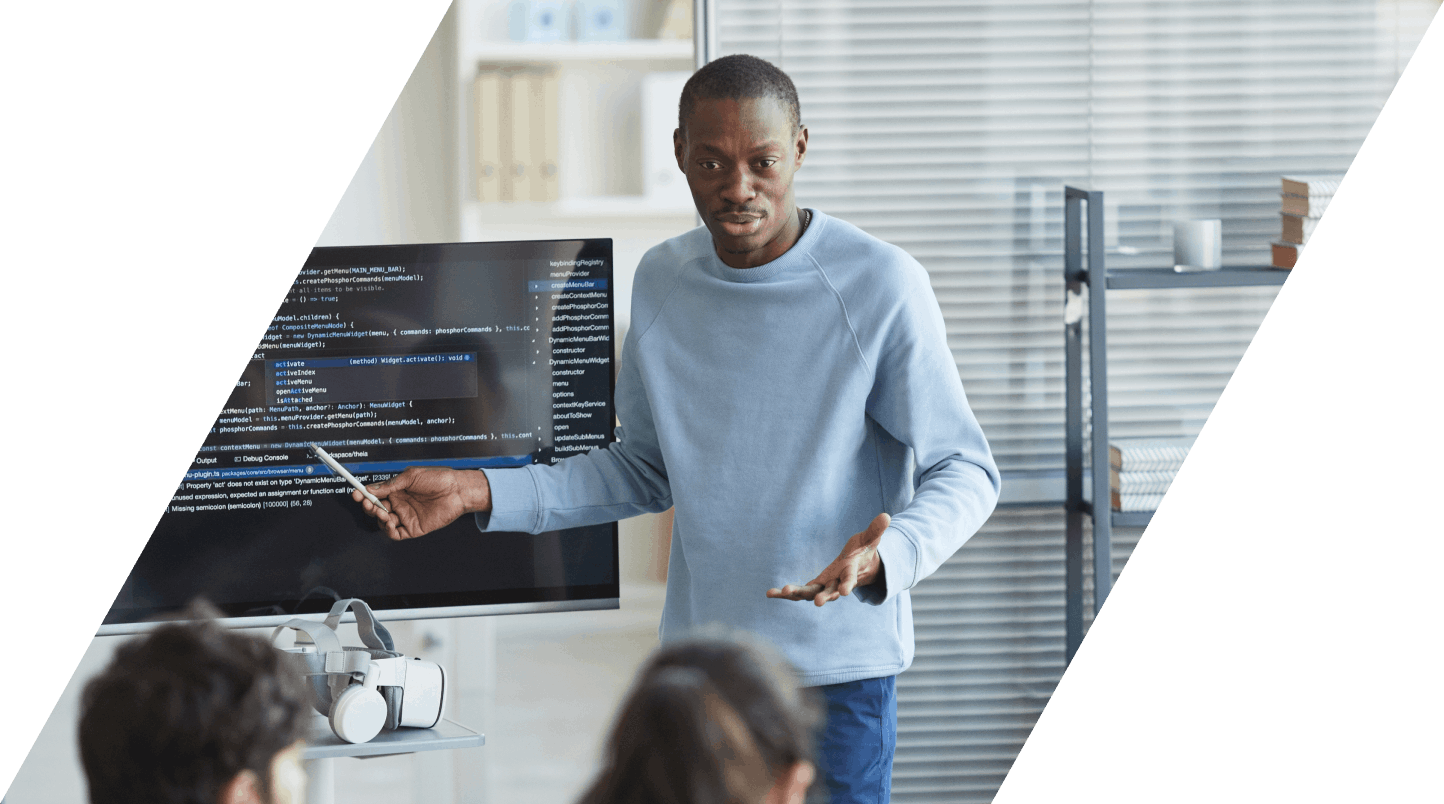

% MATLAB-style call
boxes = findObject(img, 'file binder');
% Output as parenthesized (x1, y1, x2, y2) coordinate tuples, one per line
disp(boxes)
(474, 69, 502, 203)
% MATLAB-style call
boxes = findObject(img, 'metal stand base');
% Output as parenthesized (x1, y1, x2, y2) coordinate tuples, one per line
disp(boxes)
(303, 755, 337, 804)
(300, 715, 485, 804)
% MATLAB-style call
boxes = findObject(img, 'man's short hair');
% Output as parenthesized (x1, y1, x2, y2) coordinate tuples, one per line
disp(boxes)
(679, 54, 801, 135)
(78, 601, 312, 804)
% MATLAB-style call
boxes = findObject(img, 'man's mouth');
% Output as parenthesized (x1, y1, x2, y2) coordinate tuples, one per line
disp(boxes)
(715, 211, 765, 232)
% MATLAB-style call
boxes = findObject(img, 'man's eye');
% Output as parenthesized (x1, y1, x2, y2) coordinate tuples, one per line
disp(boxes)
(700, 161, 721, 170)
(758, 159, 777, 169)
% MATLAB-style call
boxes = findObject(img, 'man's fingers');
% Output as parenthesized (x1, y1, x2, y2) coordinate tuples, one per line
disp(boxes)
(766, 583, 823, 601)
(861, 512, 891, 545)
(771, 519, 892, 605)
(365, 478, 391, 494)
(389, 518, 419, 541)
(792, 583, 824, 600)
(365, 504, 408, 540)
(367, 467, 419, 496)
(814, 578, 840, 607)
(355, 490, 395, 524)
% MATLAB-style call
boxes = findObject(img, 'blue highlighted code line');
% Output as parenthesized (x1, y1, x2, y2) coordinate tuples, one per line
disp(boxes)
(529, 279, 608, 293)
(184, 455, 532, 482)
(272, 353, 474, 370)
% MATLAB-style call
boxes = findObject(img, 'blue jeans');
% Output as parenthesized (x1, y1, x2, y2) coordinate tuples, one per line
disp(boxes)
(814, 676, 897, 804)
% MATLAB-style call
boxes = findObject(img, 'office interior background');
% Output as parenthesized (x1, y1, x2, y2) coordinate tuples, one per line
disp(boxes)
(7, 1, 1436, 803)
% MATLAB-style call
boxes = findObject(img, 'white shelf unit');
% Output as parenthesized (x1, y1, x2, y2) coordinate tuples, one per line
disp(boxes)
(462, 38, 693, 64)
(450, 1, 701, 331)
(464, 196, 696, 221)
(455, 3, 697, 224)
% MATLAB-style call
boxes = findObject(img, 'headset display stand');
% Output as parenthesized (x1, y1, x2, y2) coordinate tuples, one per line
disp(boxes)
(302, 715, 485, 804)
(276, 598, 483, 803)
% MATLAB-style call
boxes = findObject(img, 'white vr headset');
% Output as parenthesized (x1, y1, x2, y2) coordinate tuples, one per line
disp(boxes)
(273, 598, 447, 744)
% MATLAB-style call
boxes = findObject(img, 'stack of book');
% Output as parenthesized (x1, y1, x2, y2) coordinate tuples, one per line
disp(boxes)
(1272, 174, 1343, 269)
(474, 65, 561, 203)
(1109, 437, 1193, 512)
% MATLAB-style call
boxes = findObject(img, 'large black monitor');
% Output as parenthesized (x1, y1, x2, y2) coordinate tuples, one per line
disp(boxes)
(101, 239, 618, 633)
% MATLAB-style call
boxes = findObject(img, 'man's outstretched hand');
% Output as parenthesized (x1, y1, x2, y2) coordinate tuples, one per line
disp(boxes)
(352, 467, 492, 541)
(767, 513, 890, 608)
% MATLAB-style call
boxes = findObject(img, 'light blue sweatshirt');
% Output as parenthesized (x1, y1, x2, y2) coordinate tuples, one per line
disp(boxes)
(480, 210, 1000, 686)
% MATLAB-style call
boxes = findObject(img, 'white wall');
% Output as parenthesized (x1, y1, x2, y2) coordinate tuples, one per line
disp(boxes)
(317, 4, 459, 247)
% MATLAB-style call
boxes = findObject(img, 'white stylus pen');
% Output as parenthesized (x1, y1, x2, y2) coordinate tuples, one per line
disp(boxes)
(309, 443, 390, 514)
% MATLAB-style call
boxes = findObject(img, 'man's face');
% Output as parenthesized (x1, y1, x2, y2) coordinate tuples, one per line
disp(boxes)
(674, 95, 808, 269)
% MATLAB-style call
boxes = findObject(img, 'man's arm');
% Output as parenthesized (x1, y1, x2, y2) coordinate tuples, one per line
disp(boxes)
(356, 426, 672, 540)
(857, 257, 1001, 604)
(357, 319, 672, 540)
(770, 253, 1000, 606)
(476, 317, 672, 534)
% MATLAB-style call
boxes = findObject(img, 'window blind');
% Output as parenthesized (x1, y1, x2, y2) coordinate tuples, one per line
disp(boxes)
(718, 0, 1432, 481)
(716, 2, 1435, 801)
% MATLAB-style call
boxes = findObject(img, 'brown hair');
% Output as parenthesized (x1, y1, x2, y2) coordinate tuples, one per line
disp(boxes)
(577, 632, 822, 804)
(78, 600, 311, 804)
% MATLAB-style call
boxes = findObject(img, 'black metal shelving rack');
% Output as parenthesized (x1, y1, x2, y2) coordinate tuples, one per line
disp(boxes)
(1062, 185, 1291, 663)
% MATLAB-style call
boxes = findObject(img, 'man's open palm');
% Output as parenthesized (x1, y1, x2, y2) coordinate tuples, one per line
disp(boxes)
(767, 513, 890, 607)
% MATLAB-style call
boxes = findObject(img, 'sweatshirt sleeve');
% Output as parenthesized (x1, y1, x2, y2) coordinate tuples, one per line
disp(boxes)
(858, 255, 1001, 604)
(476, 318, 672, 534)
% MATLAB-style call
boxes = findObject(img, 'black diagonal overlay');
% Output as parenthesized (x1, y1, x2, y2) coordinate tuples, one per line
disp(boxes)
(999, 10, 1438, 796)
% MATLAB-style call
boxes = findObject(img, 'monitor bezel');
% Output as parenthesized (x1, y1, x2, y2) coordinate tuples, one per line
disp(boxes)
(96, 597, 622, 636)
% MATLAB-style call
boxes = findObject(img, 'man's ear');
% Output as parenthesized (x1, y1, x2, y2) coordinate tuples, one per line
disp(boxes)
(674, 127, 686, 171)
(218, 769, 265, 804)
(794, 125, 809, 168)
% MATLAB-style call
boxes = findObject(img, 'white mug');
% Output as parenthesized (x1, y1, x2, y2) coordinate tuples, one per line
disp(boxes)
(1173, 219, 1223, 270)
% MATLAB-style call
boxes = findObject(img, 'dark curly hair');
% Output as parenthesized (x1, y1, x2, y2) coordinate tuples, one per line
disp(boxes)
(680, 54, 802, 135)
(576, 631, 822, 804)
(78, 600, 311, 804)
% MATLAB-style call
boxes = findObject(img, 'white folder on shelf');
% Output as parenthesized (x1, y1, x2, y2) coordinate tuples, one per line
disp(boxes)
(531, 67, 560, 202)
(474, 69, 502, 203)
(503, 67, 533, 202)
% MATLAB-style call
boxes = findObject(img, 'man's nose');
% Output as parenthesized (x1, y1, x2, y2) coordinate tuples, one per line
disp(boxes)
(719, 166, 754, 205)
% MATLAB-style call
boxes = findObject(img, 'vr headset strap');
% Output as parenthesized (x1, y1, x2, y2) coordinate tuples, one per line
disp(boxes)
(271, 617, 343, 657)
(272, 616, 369, 715)
(324, 598, 395, 652)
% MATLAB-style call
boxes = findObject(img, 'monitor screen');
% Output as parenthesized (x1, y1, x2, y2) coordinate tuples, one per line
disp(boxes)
(102, 239, 618, 632)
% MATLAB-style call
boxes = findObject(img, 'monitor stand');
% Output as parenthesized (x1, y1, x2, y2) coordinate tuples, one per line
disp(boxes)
(302, 714, 485, 804)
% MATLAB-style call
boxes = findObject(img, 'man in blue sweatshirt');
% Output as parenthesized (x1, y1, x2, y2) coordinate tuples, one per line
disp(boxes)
(355, 55, 999, 804)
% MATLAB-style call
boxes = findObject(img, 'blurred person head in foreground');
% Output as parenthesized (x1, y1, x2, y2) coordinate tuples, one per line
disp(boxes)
(78, 600, 312, 804)
(577, 631, 823, 804)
